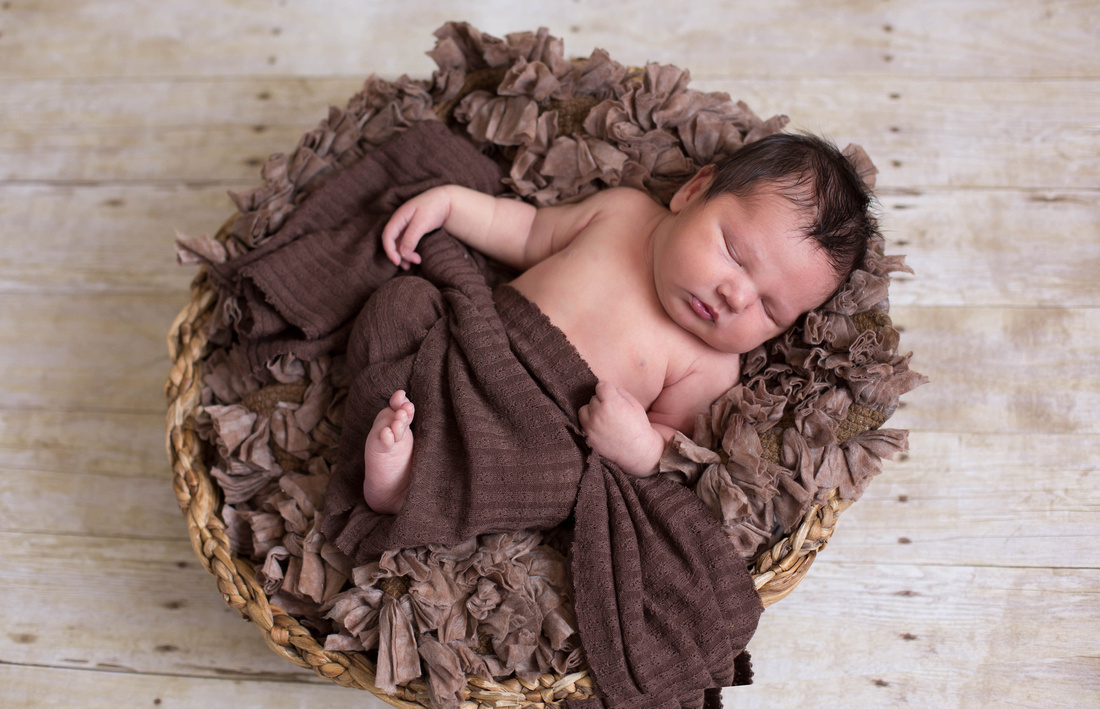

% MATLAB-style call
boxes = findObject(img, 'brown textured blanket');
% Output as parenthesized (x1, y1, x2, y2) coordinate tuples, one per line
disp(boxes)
(213, 120, 762, 708)
(206, 120, 504, 370)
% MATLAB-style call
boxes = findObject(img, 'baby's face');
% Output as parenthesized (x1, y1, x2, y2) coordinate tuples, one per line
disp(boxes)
(652, 179, 840, 354)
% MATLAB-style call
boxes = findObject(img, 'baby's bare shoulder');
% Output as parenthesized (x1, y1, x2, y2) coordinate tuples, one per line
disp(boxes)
(587, 187, 660, 213)
(577, 188, 665, 241)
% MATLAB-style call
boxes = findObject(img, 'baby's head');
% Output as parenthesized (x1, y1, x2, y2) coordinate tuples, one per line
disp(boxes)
(653, 132, 877, 355)
(703, 132, 878, 285)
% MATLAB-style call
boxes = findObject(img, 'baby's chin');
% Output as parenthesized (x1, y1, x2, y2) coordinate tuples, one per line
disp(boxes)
(667, 303, 775, 355)
(699, 335, 760, 356)
(709, 326, 775, 353)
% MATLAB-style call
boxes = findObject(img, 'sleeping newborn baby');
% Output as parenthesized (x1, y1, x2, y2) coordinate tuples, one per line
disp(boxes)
(364, 133, 877, 514)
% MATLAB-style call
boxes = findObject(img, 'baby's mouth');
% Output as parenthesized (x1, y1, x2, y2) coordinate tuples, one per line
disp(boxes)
(690, 296, 716, 323)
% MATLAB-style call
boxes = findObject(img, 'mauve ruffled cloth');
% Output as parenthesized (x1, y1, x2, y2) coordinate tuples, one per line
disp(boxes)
(177, 21, 925, 709)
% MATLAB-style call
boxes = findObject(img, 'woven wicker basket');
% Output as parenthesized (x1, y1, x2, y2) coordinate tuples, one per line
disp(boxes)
(166, 240, 858, 709)
(166, 50, 905, 708)
(168, 289, 851, 707)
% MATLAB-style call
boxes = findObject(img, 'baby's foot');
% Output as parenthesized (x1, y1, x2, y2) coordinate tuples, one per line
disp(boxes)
(363, 390, 415, 514)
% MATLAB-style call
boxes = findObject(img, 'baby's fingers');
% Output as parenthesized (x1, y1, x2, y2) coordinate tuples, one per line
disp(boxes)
(396, 213, 429, 254)
(381, 210, 413, 266)
(592, 380, 621, 403)
(593, 381, 640, 411)
(384, 202, 434, 266)
(579, 391, 615, 429)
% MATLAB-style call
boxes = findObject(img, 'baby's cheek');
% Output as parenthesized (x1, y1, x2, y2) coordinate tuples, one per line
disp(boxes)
(754, 313, 786, 346)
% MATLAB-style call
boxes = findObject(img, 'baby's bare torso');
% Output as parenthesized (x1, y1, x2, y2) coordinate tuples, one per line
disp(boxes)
(509, 189, 741, 418)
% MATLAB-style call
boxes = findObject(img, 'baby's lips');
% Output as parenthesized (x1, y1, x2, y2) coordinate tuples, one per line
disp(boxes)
(690, 295, 716, 322)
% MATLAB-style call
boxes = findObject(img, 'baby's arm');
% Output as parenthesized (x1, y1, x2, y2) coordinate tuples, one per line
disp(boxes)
(581, 368, 737, 477)
(579, 382, 669, 478)
(382, 185, 603, 270)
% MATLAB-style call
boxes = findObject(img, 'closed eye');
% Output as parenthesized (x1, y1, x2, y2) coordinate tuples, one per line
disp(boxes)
(724, 237, 743, 268)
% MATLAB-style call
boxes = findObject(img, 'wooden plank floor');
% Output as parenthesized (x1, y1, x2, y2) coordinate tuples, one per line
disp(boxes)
(2, 1, 1097, 707)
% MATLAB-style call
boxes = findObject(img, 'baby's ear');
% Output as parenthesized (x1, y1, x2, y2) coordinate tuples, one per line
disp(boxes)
(670, 164, 716, 213)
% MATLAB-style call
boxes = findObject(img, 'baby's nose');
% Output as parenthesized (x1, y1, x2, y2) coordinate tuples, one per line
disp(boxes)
(719, 281, 752, 314)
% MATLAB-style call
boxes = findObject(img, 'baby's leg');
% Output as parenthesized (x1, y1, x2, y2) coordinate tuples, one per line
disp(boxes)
(363, 390, 415, 514)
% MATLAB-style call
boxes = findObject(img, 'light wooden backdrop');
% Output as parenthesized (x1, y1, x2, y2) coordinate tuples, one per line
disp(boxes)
(1, 1, 1097, 707)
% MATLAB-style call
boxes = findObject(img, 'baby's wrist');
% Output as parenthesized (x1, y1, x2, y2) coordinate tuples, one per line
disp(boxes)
(623, 427, 665, 477)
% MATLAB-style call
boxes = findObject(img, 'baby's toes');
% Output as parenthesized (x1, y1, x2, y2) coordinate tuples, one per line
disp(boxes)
(389, 408, 412, 441)
(376, 419, 397, 450)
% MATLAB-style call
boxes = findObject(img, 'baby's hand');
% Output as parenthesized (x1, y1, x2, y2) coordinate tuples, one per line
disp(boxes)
(381, 187, 453, 269)
(578, 381, 665, 477)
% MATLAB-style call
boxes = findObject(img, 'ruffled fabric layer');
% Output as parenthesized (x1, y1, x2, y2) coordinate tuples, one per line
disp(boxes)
(178, 22, 925, 708)
(659, 231, 926, 553)
(438, 24, 793, 207)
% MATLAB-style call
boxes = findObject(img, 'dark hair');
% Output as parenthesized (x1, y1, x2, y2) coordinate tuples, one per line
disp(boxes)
(703, 132, 878, 280)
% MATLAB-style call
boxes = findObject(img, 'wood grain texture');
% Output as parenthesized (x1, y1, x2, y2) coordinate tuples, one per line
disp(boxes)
(729, 657, 1100, 709)
(0, 467, 186, 538)
(0, 532, 321, 680)
(0, 184, 222, 294)
(2, 0, 1096, 80)
(747, 562, 1100, 673)
(824, 432, 1100, 569)
(1, 664, 385, 709)
(888, 305, 1100, 434)
(0, 410, 168, 476)
(0, 293, 183, 412)
(1, 1, 1097, 707)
